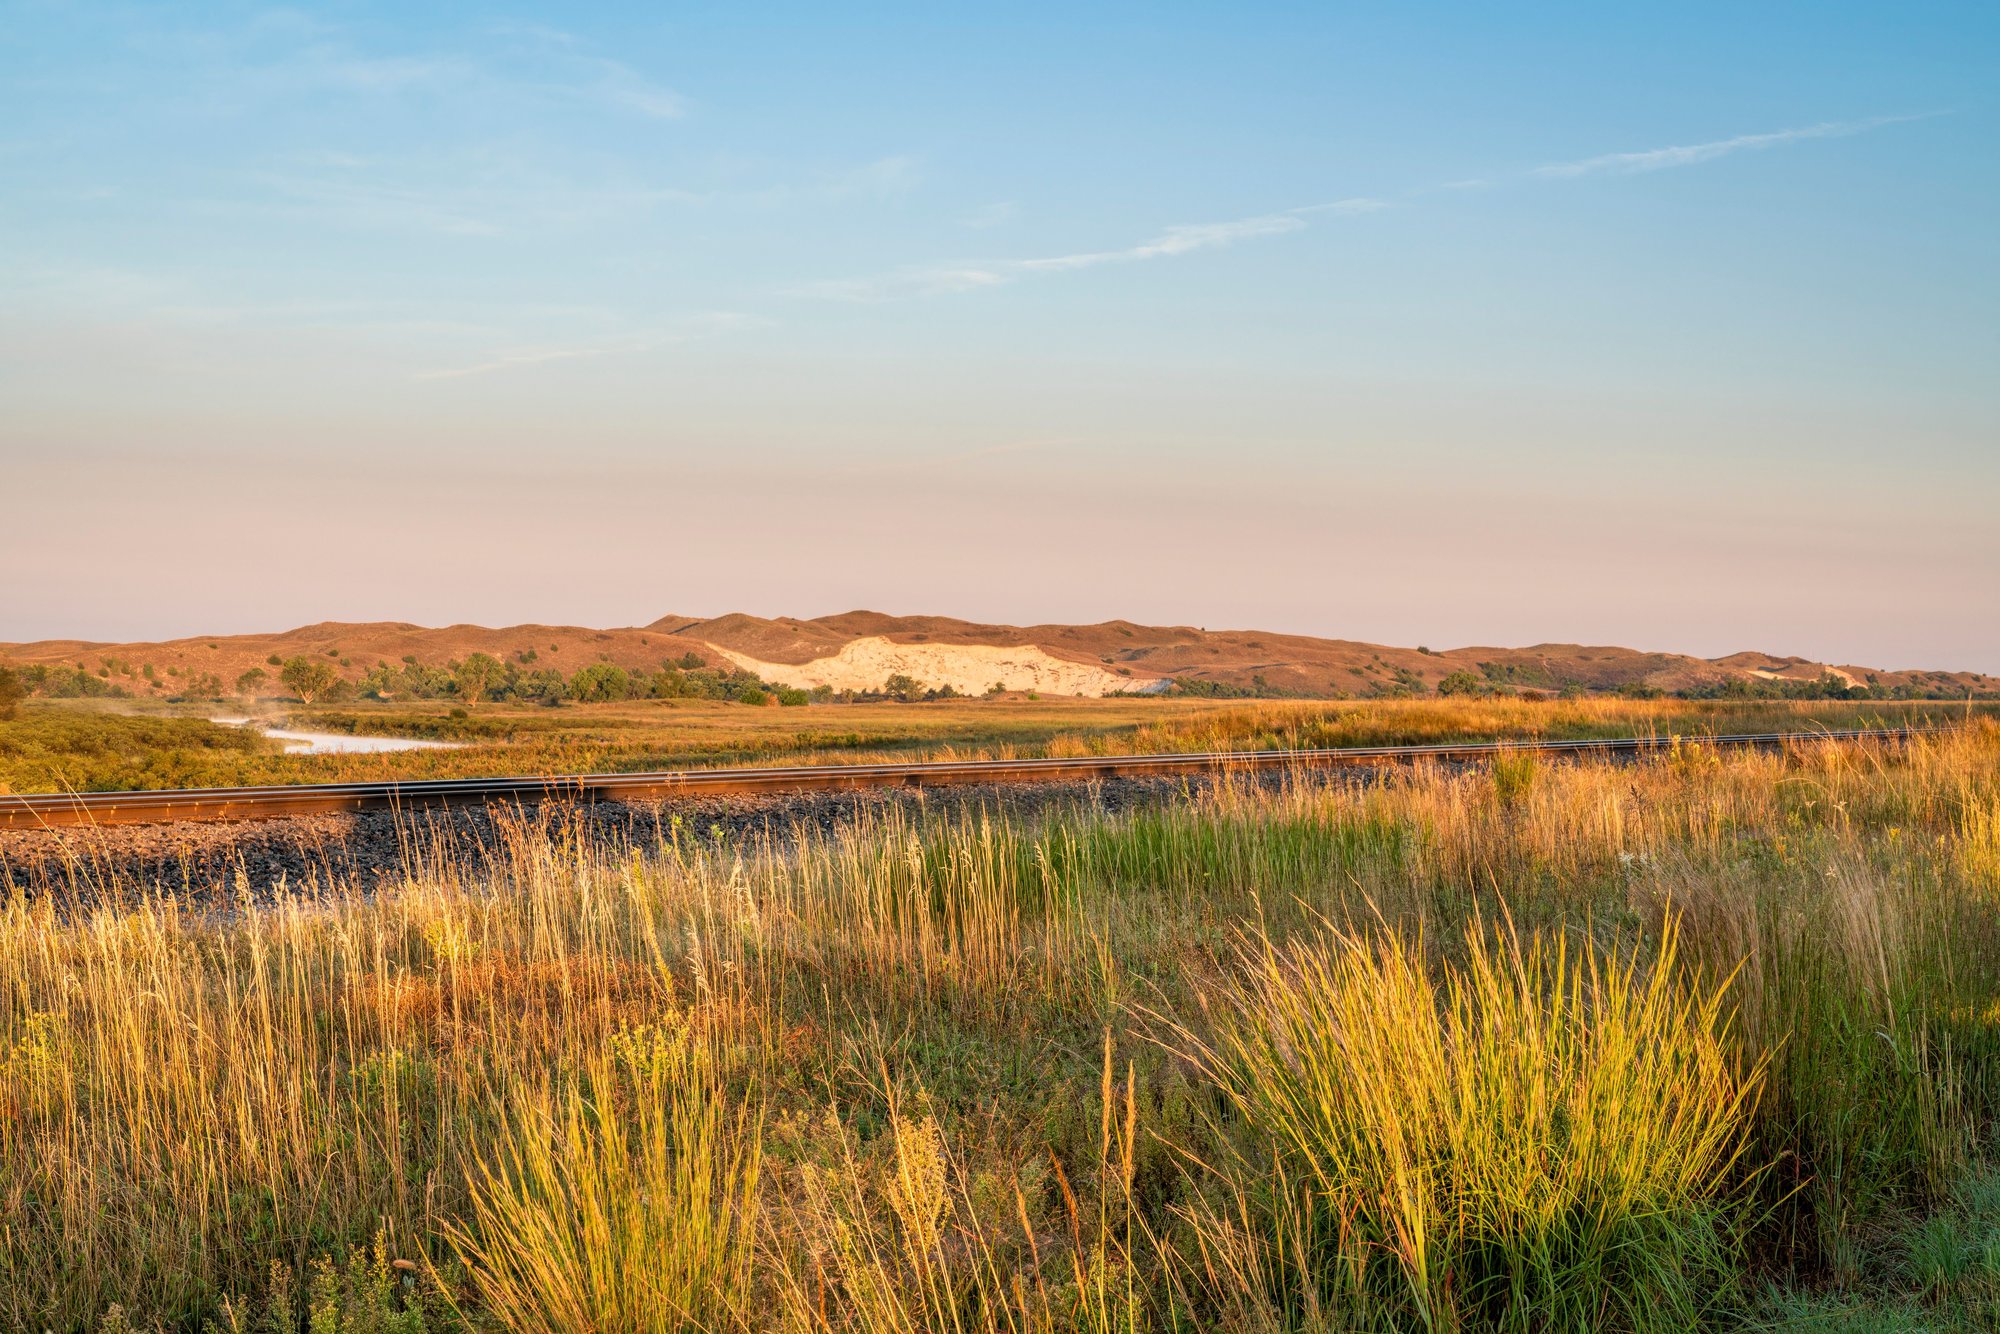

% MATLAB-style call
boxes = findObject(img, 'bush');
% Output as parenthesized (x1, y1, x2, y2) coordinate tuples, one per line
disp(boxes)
(1437, 670, 1484, 697)
(20, 665, 127, 699)
(569, 663, 633, 703)
(0, 666, 23, 721)
(775, 688, 811, 707)
(735, 686, 771, 707)
(881, 673, 925, 702)
(517, 668, 570, 706)
(173, 672, 226, 702)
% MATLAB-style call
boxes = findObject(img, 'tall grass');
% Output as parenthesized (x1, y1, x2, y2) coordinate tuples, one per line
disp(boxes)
(1, 723, 1996, 1330)
(449, 1047, 762, 1332)
(1179, 917, 1760, 1331)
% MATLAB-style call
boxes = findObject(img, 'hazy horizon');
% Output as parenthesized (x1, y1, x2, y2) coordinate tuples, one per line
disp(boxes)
(5, 4, 1996, 671)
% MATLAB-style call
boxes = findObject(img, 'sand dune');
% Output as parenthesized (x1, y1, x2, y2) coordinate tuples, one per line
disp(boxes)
(710, 636, 1166, 697)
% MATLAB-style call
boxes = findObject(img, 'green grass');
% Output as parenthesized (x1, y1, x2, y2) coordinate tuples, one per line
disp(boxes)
(0, 708, 273, 793)
(3, 724, 2000, 1331)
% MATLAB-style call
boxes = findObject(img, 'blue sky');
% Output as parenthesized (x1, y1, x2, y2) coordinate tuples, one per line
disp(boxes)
(3, 3, 1996, 670)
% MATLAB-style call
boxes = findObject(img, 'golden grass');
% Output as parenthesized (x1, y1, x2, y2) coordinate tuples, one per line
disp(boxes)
(6, 694, 1987, 793)
(2, 723, 1998, 1330)
(1180, 917, 1759, 1330)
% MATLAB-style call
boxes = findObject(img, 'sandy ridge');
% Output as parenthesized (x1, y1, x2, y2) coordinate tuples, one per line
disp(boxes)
(708, 636, 1167, 697)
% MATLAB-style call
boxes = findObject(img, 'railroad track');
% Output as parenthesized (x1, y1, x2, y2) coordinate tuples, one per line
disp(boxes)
(0, 727, 1937, 831)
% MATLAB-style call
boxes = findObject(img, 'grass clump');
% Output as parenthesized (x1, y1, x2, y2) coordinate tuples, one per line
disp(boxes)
(449, 1047, 762, 1333)
(1183, 916, 1759, 1332)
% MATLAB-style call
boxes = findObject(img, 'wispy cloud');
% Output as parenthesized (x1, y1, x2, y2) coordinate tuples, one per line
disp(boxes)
(1533, 115, 1929, 178)
(798, 198, 1387, 301)
(141, 15, 687, 124)
(579, 58, 686, 118)
(797, 106, 1928, 305)
(1291, 197, 1392, 218)
(1017, 213, 1306, 273)
(481, 20, 686, 118)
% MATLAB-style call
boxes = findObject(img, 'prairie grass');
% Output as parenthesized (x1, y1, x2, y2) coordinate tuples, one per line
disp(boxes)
(4, 695, 1988, 793)
(2, 722, 1998, 1331)
(1179, 916, 1759, 1332)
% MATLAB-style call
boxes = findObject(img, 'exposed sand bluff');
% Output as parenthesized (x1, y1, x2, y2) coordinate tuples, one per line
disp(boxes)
(709, 636, 1168, 697)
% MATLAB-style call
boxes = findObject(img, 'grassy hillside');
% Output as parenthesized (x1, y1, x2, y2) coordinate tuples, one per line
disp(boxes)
(4, 725, 2000, 1330)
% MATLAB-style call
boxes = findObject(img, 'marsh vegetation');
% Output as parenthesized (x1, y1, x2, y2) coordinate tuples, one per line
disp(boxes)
(0, 695, 1989, 794)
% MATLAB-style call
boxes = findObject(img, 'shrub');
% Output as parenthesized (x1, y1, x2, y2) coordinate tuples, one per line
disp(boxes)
(174, 672, 226, 702)
(0, 666, 23, 721)
(205, 1234, 456, 1333)
(518, 669, 570, 706)
(568, 664, 633, 703)
(1438, 670, 1484, 697)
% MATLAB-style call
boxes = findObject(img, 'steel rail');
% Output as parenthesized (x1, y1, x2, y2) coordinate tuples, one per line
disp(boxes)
(0, 727, 1935, 831)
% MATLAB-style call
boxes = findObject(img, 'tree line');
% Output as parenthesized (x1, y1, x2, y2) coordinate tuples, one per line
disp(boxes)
(0, 655, 994, 710)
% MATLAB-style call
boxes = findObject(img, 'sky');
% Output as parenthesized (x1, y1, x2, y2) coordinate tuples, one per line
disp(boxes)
(2, 2, 1996, 671)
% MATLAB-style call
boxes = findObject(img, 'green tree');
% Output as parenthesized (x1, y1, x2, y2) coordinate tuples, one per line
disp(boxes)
(0, 665, 24, 720)
(735, 686, 771, 706)
(570, 663, 632, 703)
(234, 667, 267, 696)
(455, 652, 504, 706)
(1437, 670, 1483, 697)
(279, 656, 340, 704)
(520, 668, 569, 705)
(882, 673, 924, 702)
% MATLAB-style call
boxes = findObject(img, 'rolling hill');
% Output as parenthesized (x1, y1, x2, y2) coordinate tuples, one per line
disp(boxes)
(3, 612, 1990, 700)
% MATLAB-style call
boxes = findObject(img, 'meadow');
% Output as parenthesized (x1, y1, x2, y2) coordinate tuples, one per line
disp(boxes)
(1, 694, 1991, 793)
(4, 720, 2000, 1331)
